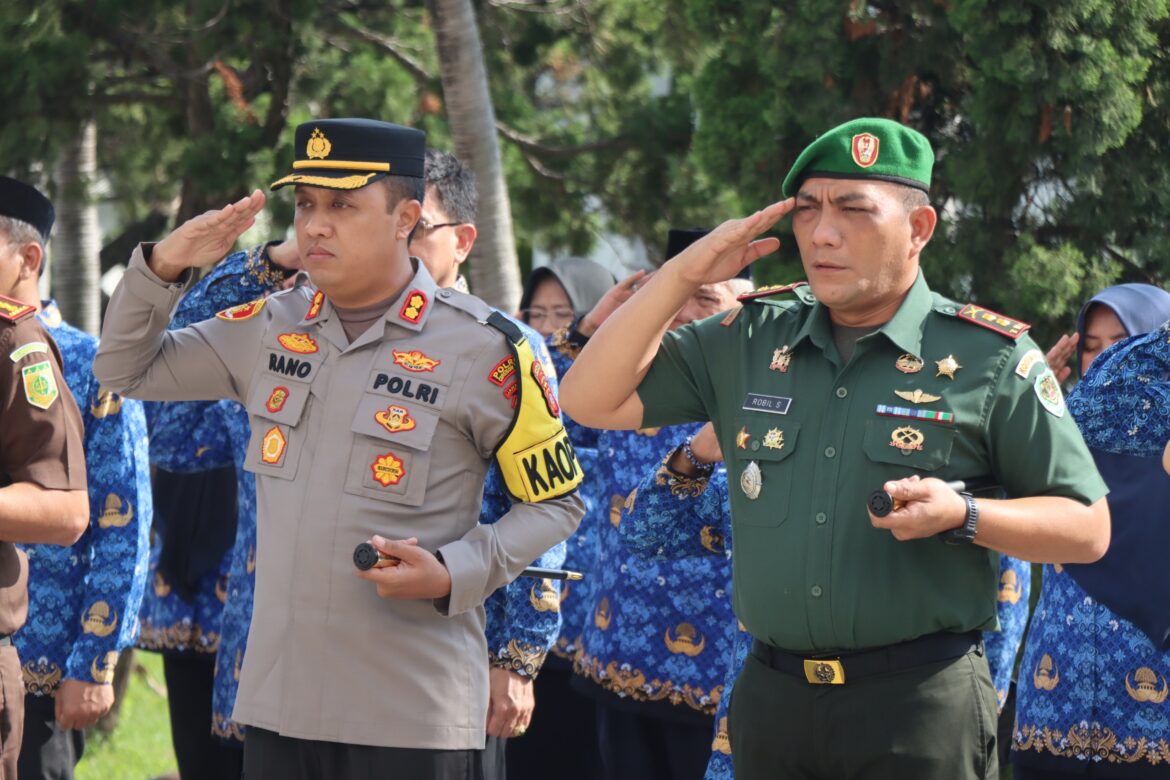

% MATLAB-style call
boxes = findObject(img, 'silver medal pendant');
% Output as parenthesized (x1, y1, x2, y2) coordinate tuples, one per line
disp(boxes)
(740, 461, 762, 500)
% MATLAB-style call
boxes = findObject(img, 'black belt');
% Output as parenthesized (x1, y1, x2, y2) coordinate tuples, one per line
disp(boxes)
(752, 631, 982, 685)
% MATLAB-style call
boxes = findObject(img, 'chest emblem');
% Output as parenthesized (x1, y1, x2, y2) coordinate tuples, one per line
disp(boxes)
(374, 404, 417, 434)
(762, 428, 785, 450)
(740, 461, 762, 500)
(895, 354, 924, 374)
(398, 290, 428, 324)
(261, 426, 287, 465)
(889, 426, 925, 452)
(488, 356, 515, 385)
(735, 427, 751, 450)
(935, 354, 962, 380)
(370, 451, 406, 487)
(894, 389, 940, 405)
(22, 361, 58, 410)
(304, 290, 325, 321)
(769, 345, 792, 373)
(216, 298, 266, 321)
(265, 386, 290, 413)
(278, 332, 318, 354)
(393, 350, 441, 373)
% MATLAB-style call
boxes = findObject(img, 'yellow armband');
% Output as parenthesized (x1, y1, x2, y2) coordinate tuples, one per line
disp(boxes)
(488, 313, 583, 503)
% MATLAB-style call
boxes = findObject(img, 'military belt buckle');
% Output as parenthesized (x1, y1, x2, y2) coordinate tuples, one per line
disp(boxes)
(803, 658, 845, 685)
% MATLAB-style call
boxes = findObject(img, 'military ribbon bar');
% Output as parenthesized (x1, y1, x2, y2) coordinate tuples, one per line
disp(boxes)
(875, 404, 954, 424)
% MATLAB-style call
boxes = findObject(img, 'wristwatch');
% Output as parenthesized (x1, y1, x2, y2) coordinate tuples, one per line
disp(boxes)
(940, 492, 979, 545)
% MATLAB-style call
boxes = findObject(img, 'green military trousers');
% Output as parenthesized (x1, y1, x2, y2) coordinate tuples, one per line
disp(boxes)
(729, 645, 998, 779)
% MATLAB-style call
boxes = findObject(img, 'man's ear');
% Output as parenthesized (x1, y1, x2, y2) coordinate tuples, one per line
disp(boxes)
(18, 241, 44, 281)
(908, 205, 937, 257)
(395, 200, 422, 241)
(453, 223, 478, 264)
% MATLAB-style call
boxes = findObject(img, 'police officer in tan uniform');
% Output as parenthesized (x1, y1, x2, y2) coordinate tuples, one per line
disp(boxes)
(0, 176, 89, 778)
(94, 119, 585, 780)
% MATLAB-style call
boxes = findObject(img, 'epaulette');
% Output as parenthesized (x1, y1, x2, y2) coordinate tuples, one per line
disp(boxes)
(736, 281, 814, 304)
(435, 287, 498, 328)
(951, 303, 1031, 340)
(0, 295, 36, 325)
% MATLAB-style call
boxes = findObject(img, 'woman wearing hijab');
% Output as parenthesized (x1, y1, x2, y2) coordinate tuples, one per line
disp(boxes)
(1012, 283, 1170, 778)
(519, 257, 618, 337)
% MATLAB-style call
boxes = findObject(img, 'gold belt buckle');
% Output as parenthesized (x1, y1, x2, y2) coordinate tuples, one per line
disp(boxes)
(803, 658, 845, 685)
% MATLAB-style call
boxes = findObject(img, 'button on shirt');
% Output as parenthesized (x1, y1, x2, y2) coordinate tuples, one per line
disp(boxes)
(636, 272, 1107, 653)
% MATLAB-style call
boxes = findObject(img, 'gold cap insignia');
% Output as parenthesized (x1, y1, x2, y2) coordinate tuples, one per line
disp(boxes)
(306, 128, 332, 160)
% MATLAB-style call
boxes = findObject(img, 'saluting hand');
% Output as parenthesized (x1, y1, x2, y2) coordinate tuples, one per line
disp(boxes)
(356, 535, 453, 600)
(668, 199, 795, 287)
(577, 270, 648, 337)
(868, 475, 967, 541)
(1046, 332, 1078, 384)
(149, 189, 268, 282)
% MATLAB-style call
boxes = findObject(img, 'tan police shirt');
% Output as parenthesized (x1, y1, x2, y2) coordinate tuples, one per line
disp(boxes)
(0, 303, 88, 635)
(93, 248, 584, 750)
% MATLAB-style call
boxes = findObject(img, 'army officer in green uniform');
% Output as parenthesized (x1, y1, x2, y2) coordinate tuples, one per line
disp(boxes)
(560, 118, 1110, 779)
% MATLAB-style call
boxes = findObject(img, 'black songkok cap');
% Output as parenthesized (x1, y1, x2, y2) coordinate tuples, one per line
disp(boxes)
(271, 118, 426, 191)
(0, 176, 54, 242)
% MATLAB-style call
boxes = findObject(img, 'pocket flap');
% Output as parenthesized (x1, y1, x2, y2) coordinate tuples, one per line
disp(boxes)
(732, 419, 800, 462)
(351, 393, 440, 450)
(862, 418, 955, 471)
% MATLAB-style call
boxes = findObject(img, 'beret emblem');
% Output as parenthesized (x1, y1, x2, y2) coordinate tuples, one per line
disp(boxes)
(851, 132, 880, 168)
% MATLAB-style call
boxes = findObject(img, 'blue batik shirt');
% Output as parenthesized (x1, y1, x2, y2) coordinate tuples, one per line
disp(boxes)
(573, 423, 735, 720)
(17, 301, 152, 694)
(139, 244, 286, 656)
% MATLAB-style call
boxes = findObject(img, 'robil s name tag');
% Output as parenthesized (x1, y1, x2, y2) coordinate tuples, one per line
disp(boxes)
(742, 393, 792, 415)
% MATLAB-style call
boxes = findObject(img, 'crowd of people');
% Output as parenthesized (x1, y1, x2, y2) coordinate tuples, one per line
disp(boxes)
(0, 114, 1166, 780)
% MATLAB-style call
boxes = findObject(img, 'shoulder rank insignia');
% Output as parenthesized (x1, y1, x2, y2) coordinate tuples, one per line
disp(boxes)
(955, 303, 1030, 339)
(720, 305, 743, 327)
(304, 290, 325, 321)
(0, 294, 36, 324)
(399, 290, 428, 324)
(736, 281, 809, 303)
(217, 298, 266, 322)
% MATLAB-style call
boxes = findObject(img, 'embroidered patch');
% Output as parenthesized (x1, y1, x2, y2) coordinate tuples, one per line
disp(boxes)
(852, 133, 880, 168)
(1014, 349, 1046, 379)
(393, 350, 441, 373)
(278, 332, 318, 354)
(261, 426, 287, 464)
(531, 360, 559, 417)
(22, 361, 58, 410)
(305, 290, 325, 321)
(742, 393, 791, 415)
(399, 290, 428, 324)
(9, 341, 48, 362)
(265, 386, 290, 414)
(876, 404, 954, 424)
(956, 304, 1030, 339)
(1034, 368, 1066, 417)
(0, 295, 35, 323)
(889, 426, 925, 451)
(370, 452, 406, 487)
(488, 356, 517, 386)
(503, 381, 519, 409)
(216, 298, 266, 321)
(374, 404, 417, 434)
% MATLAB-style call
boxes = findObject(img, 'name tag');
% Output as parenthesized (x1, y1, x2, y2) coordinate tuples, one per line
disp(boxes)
(742, 393, 792, 415)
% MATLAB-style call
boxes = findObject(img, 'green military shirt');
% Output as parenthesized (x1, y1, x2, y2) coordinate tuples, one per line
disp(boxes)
(637, 272, 1107, 653)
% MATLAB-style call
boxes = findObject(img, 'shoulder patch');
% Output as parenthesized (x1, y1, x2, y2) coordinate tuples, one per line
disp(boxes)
(216, 298, 266, 322)
(22, 361, 59, 410)
(736, 281, 809, 303)
(1033, 368, 1066, 417)
(9, 341, 49, 362)
(0, 295, 36, 324)
(954, 303, 1030, 340)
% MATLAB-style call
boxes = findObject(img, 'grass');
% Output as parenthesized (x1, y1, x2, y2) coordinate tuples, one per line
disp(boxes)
(76, 651, 177, 780)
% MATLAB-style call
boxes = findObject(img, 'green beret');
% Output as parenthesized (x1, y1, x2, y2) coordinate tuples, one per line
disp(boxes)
(781, 117, 933, 198)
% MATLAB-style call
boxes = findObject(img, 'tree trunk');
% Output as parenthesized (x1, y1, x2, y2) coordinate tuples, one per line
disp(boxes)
(52, 119, 101, 335)
(426, 0, 522, 312)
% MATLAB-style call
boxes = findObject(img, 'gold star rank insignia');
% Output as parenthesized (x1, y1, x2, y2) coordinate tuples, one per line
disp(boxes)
(762, 428, 784, 450)
(935, 354, 962, 379)
(894, 389, 941, 405)
(770, 345, 792, 373)
(735, 427, 751, 450)
(895, 354, 924, 374)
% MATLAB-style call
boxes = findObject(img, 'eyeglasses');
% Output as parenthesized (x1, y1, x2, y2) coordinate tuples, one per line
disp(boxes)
(417, 217, 462, 233)
(520, 307, 575, 327)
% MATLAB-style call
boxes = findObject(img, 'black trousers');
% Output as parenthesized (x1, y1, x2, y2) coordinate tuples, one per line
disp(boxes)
(17, 694, 84, 780)
(242, 726, 484, 780)
(595, 702, 713, 780)
(729, 647, 998, 780)
(162, 653, 243, 780)
(506, 664, 601, 780)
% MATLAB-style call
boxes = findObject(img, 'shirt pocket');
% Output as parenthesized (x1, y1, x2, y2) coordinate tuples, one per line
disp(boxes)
(861, 417, 957, 476)
(730, 417, 801, 527)
(242, 379, 312, 480)
(341, 392, 441, 507)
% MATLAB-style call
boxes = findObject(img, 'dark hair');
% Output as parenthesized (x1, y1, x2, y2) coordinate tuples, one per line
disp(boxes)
(423, 149, 477, 223)
(900, 185, 930, 212)
(382, 174, 426, 213)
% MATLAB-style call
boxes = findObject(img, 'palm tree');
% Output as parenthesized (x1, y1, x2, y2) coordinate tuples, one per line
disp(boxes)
(53, 120, 101, 335)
